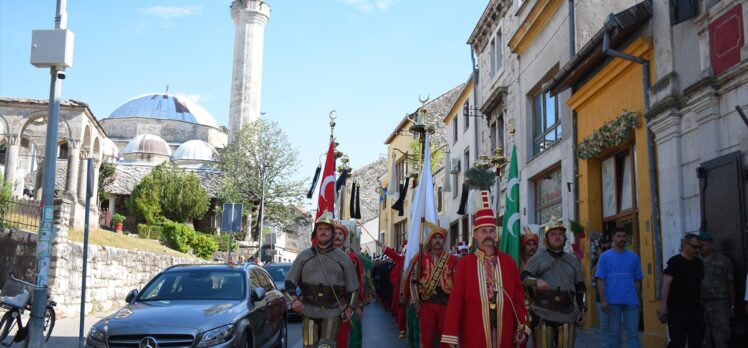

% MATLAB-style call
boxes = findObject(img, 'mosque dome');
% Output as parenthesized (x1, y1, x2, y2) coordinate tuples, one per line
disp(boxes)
(108, 93, 220, 128)
(172, 140, 219, 163)
(123, 134, 172, 157)
(102, 138, 119, 158)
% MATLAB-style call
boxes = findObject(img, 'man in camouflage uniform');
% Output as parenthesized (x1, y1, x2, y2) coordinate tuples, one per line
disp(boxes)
(521, 220, 586, 348)
(698, 232, 735, 348)
(285, 212, 359, 348)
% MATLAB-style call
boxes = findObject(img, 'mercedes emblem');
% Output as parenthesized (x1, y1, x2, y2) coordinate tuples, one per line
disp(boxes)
(139, 336, 158, 348)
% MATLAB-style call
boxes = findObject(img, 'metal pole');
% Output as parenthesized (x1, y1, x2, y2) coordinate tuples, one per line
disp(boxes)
(259, 189, 265, 263)
(228, 235, 233, 263)
(78, 158, 93, 348)
(227, 205, 233, 263)
(28, 1, 67, 346)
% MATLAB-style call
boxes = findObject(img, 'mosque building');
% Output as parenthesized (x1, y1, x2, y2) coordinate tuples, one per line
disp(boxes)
(0, 0, 271, 234)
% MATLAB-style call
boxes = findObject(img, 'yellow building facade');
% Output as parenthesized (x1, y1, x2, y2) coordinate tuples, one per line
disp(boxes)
(566, 37, 665, 346)
(380, 119, 417, 250)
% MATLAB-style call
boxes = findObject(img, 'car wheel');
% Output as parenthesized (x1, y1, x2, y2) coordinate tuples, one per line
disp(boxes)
(275, 317, 287, 348)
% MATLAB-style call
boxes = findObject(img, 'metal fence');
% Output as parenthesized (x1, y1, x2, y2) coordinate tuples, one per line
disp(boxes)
(0, 198, 41, 231)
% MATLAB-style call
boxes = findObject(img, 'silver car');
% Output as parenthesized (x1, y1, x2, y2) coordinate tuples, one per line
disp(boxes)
(86, 263, 287, 348)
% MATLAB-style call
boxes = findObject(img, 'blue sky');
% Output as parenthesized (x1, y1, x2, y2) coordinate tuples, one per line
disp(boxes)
(1, 0, 485, 184)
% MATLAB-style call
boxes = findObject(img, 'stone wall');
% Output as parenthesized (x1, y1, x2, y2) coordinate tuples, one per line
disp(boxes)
(0, 228, 204, 318)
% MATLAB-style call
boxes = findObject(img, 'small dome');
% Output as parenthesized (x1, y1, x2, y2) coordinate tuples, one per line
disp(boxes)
(102, 138, 119, 158)
(123, 134, 172, 157)
(108, 93, 220, 128)
(173, 140, 219, 162)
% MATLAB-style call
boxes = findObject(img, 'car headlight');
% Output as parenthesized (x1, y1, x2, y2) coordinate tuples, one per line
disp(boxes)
(85, 326, 107, 347)
(197, 324, 236, 347)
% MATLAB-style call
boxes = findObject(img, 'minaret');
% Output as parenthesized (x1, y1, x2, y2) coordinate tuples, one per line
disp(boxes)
(229, 0, 270, 142)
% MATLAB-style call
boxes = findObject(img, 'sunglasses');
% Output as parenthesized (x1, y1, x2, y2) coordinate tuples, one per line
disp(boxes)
(687, 243, 701, 250)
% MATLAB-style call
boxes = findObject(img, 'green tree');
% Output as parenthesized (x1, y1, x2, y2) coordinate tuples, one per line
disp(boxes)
(220, 119, 306, 240)
(408, 139, 445, 173)
(98, 161, 116, 201)
(127, 162, 209, 224)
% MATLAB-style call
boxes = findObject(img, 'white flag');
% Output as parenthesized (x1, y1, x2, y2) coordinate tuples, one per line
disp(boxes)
(403, 136, 437, 273)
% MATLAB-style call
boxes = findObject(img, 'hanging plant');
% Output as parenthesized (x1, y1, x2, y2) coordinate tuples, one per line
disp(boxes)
(568, 219, 586, 239)
(577, 111, 640, 160)
(464, 168, 496, 190)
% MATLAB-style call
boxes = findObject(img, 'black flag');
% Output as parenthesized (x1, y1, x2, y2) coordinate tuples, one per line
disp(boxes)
(354, 183, 362, 219)
(306, 165, 321, 199)
(349, 182, 357, 218)
(457, 183, 469, 215)
(391, 177, 410, 216)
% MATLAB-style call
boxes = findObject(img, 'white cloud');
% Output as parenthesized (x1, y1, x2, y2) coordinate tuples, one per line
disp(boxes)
(140, 6, 201, 19)
(341, 0, 394, 12)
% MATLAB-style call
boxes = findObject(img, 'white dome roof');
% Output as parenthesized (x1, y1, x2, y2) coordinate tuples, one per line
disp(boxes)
(123, 134, 172, 157)
(102, 138, 119, 158)
(108, 93, 220, 128)
(172, 140, 219, 162)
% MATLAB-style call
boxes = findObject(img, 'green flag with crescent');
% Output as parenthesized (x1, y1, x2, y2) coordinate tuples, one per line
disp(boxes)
(500, 145, 520, 269)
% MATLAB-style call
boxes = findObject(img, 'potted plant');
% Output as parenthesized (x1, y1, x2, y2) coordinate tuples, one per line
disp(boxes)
(112, 214, 126, 232)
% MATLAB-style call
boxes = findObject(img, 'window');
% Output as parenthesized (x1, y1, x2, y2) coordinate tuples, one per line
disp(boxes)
(490, 121, 498, 150)
(395, 157, 408, 187)
(395, 221, 407, 250)
(450, 221, 459, 249)
(489, 32, 502, 77)
(532, 88, 562, 156)
(452, 173, 459, 198)
(58, 142, 69, 159)
(453, 118, 459, 144)
(437, 186, 443, 212)
(534, 167, 562, 225)
(601, 147, 637, 219)
(601, 146, 639, 250)
(463, 100, 470, 131)
(464, 149, 470, 171)
(670, 0, 699, 25)
(460, 215, 469, 245)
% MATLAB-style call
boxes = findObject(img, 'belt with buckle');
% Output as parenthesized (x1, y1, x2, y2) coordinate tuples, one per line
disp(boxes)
(489, 302, 497, 310)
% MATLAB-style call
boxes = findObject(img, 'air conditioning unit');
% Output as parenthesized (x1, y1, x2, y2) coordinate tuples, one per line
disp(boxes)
(450, 159, 461, 174)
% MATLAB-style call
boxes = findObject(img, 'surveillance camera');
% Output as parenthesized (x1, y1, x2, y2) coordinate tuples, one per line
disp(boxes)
(57, 71, 66, 80)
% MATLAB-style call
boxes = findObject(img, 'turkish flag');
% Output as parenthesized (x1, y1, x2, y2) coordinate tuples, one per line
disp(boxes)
(316, 140, 336, 220)
(312, 140, 336, 243)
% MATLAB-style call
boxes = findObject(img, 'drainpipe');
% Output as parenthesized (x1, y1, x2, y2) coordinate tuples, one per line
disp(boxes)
(568, 0, 577, 222)
(568, 0, 575, 58)
(471, 48, 480, 161)
(602, 14, 663, 296)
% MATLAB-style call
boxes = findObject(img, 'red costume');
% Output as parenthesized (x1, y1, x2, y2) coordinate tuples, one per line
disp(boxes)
(410, 227, 458, 348)
(335, 223, 365, 348)
(441, 190, 529, 348)
(440, 249, 528, 348)
(384, 245, 406, 334)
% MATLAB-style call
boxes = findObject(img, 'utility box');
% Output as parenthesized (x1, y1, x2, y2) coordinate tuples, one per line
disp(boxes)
(30, 29, 74, 69)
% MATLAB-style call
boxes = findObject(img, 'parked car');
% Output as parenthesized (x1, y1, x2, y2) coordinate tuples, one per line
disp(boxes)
(263, 263, 291, 292)
(86, 263, 287, 348)
(263, 263, 298, 319)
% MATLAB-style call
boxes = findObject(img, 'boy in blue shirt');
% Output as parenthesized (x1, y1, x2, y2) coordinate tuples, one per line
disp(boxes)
(595, 227, 643, 348)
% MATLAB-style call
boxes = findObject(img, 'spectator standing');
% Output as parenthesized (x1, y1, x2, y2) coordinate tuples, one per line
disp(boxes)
(657, 233, 705, 348)
(698, 232, 735, 348)
(592, 233, 613, 347)
(595, 227, 642, 348)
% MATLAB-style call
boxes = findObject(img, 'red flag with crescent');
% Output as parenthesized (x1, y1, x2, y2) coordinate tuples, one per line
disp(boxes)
(316, 140, 336, 221)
